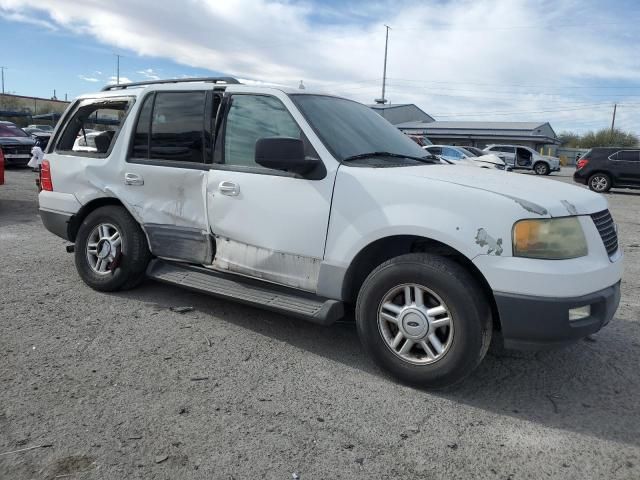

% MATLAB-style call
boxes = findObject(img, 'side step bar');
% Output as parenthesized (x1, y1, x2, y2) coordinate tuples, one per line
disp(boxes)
(146, 260, 344, 326)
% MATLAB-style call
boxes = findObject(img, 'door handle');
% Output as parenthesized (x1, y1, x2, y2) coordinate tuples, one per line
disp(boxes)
(124, 172, 144, 186)
(218, 181, 240, 196)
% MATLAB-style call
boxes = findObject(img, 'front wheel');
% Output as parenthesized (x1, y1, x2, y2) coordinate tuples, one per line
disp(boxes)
(356, 253, 492, 388)
(75, 205, 151, 291)
(534, 162, 550, 175)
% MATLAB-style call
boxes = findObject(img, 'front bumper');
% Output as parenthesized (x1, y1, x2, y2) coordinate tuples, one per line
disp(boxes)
(494, 282, 620, 350)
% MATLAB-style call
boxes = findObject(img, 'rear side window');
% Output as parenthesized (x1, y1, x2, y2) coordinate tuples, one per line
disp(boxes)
(56, 99, 131, 156)
(618, 150, 640, 162)
(131, 91, 206, 164)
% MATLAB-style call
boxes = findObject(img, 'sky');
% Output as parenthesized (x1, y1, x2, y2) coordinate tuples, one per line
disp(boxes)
(1, 0, 640, 134)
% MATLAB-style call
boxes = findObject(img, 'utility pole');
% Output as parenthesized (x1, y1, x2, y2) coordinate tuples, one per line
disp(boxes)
(610, 103, 617, 132)
(0, 66, 6, 94)
(115, 54, 121, 85)
(375, 25, 391, 104)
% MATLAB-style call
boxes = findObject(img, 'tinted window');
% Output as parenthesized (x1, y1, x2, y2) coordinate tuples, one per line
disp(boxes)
(291, 95, 427, 163)
(0, 124, 28, 137)
(149, 91, 205, 163)
(223, 95, 302, 167)
(426, 146, 441, 155)
(131, 94, 153, 159)
(619, 150, 639, 161)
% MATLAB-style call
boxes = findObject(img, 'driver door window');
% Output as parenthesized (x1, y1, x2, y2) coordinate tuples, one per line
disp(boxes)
(222, 95, 304, 168)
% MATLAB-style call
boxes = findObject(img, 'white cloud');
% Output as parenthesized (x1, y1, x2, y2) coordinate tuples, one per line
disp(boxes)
(78, 75, 99, 82)
(0, 8, 57, 30)
(1, 0, 639, 133)
(137, 68, 160, 80)
(108, 76, 132, 84)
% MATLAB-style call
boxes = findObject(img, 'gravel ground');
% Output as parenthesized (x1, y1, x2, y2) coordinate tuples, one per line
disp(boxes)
(1, 167, 639, 479)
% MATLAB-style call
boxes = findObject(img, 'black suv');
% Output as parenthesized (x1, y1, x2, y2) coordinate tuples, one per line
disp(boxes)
(573, 147, 640, 192)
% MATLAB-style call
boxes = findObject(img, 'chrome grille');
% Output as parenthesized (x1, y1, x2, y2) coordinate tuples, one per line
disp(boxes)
(591, 210, 618, 256)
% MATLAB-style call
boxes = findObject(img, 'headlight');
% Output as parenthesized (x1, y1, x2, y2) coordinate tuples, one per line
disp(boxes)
(513, 217, 588, 259)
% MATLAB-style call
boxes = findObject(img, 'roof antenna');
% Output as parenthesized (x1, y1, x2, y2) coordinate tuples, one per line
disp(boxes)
(298, 80, 305, 90)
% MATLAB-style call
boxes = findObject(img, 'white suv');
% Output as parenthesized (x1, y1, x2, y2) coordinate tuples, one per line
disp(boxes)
(38, 78, 622, 387)
(484, 144, 560, 175)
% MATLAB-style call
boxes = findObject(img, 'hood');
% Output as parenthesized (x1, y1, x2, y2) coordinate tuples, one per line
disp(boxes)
(0, 136, 36, 146)
(389, 164, 607, 217)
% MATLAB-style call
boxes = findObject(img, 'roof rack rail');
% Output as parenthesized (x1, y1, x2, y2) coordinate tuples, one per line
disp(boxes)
(101, 76, 241, 92)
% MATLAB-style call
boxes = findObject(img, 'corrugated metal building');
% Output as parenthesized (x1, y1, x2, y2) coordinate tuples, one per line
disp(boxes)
(394, 120, 559, 150)
(369, 104, 435, 125)
(368, 103, 559, 150)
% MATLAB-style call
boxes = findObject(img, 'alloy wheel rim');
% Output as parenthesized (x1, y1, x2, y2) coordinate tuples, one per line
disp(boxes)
(592, 176, 607, 191)
(86, 223, 122, 275)
(536, 164, 547, 174)
(377, 284, 454, 365)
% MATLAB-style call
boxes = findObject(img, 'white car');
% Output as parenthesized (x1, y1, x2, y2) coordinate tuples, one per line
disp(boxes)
(38, 78, 622, 387)
(484, 144, 560, 175)
(423, 145, 508, 170)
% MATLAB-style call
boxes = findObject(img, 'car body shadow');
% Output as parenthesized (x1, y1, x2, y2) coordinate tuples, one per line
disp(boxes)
(116, 279, 640, 449)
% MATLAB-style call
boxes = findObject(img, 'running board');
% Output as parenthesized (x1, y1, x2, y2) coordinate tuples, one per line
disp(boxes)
(146, 260, 344, 326)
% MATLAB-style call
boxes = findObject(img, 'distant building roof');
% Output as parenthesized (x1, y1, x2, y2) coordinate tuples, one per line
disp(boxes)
(369, 103, 435, 125)
(396, 120, 559, 144)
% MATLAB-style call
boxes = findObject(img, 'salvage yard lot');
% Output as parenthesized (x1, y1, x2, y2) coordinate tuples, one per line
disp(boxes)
(1, 168, 639, 479)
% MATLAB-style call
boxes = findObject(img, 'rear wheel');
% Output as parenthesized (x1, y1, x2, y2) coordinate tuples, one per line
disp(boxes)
(356, 253, 492, 388)
(588, 173, 611, 193)
(75, 206, 151, 291)
(534, 162, 550, 175)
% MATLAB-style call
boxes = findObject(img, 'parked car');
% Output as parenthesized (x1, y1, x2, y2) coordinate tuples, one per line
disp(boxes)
(26, 124, 54, 132)
(39, 78, 622, 387)
(573, 147, 640, 192)
(424, 145, 508, 170)
(484, 144, 560, 175)
(0, 147, 4, 185)
(23, 127, 52, 149)
(407, 134, 432, 147)
(0, 121, 36, 166)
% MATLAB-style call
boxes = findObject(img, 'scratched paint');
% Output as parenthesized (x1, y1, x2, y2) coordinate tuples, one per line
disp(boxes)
(561, 200, 579, 216)
(212, 237, 321, 291)
(475, 228, 504, 256)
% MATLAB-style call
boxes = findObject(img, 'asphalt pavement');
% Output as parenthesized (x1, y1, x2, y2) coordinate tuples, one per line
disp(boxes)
(1, 167, 639, 479)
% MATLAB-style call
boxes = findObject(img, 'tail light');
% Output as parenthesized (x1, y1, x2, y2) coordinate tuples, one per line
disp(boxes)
(40, 159, 53, 191)
(576, 159, 589, 170)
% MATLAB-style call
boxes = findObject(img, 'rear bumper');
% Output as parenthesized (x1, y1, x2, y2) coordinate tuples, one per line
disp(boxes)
(573, 171, 588, 184)
(39, 208, 72, 241)
(495, 282, 620, 350)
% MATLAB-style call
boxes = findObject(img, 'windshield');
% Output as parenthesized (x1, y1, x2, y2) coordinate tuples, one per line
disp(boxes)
(458, 147, 476, 158)
(0, 124, 28, 138)
(290, 94, 429, 163)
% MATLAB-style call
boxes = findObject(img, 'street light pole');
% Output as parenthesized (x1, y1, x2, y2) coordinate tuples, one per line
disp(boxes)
(115, 54, 121, 85)
(0, 66, 6, 94)
(381, 25, 391, 104)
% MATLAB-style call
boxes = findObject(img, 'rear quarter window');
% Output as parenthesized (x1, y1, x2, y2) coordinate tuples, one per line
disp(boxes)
(55, 98, 132, 157)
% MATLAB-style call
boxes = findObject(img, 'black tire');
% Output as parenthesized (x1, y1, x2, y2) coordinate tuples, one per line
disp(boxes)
(533, 162, 550, 175)
(588, 173, 612, 193)
(74, 205, 151, 292)
(356, 253, 492, 388)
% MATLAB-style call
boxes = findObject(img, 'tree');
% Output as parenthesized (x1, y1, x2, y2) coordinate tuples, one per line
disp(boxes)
(558, 128, 638, 148)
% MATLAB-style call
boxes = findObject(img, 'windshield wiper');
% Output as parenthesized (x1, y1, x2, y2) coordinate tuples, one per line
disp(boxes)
(342, 151, 439, 164)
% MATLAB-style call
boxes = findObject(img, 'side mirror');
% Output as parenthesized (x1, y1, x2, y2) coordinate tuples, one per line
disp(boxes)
(255, 137, 319, 175)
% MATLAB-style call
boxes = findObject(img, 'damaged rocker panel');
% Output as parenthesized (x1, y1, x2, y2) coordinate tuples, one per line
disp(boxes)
(144, 224, 213, 265)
